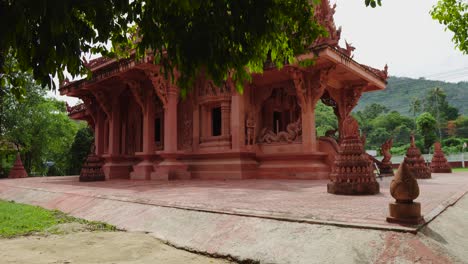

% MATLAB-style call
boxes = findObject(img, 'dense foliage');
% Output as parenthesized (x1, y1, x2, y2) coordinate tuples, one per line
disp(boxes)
(416, 112, 438, 152)
(0, 79, 88, 176)
(356, 77, 468, 116)
(68, 127, 94, 175)
(0, 0, 328, 98)
(431, 0, 468, 54)
(351, 85, 467, 155)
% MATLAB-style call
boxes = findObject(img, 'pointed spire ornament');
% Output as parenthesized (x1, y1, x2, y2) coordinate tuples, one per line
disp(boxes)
(386, 162, 424, 225)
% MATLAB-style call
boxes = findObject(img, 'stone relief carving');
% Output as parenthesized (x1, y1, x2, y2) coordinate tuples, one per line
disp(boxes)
(144, 69, 168, 107)
(199, 80, 232, 97)
(342, 115, 360, 139)
(245, 111, 256, 146)
(259, 118, 302, 144)
(177, 99, 193, 150)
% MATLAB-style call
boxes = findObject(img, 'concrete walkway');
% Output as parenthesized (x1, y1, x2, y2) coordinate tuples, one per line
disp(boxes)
(1, 173, 467, 263)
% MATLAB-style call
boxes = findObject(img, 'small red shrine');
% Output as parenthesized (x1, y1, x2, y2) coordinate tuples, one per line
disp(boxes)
(61, 1, 387, 191)
(430, 142, 452, 173)
(8, 153, 28, 179)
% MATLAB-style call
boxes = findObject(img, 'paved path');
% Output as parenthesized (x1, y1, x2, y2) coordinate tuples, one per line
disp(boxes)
(1, 173, 467, 232)
(1, 173, 467, 263)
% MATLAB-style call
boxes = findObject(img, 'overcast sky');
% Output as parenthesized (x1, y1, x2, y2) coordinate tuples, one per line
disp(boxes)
(334, 0, 468, 83)
(51, 0, 468, 104)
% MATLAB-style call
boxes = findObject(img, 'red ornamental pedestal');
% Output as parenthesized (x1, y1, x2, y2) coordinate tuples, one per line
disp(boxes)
(79, 153, 105, 182)
(8, 153, 28, 178)
(430, 142, 452, 173)
(327, 117, 379, 195)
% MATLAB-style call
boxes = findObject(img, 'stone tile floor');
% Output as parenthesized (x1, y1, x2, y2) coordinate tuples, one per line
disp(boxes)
(1, 172, 467, 232)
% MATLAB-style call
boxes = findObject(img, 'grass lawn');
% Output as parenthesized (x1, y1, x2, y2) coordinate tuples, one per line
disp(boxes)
(0, 200, 115, 238)
(453, 168, 468, 172)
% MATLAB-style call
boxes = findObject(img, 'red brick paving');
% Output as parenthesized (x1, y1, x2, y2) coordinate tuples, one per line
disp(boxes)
(0, 172, 467, 232)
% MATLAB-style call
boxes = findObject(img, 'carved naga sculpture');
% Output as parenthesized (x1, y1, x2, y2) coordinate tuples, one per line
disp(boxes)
(381, 138, 393, 163)
(259, 118, 302, 144)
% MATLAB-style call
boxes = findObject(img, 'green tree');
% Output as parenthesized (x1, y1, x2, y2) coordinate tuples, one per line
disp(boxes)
(409, 97, 422, 121)
(431, 0, 468, 54)
(354, 103, 389, 137)
(315, 101, 338, 137)
(1, 81, 81, 175)
(366, 111, 414, 148)
(0, 0, 329, 96)
(424, 87, 459, 140)
(68, 127, 94, 175)
(416, 112, 438, 153)
(454, 115, 468, 138)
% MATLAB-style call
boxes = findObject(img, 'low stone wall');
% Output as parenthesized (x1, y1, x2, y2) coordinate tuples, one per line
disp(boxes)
(390, 161, 467, 169)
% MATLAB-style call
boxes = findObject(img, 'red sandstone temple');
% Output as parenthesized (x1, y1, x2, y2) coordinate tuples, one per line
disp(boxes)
(61, 1, 388, 186)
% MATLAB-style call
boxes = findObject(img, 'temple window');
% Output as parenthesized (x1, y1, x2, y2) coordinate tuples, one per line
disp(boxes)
(155, 117, 162, 143)
(211, 107, 222, 136)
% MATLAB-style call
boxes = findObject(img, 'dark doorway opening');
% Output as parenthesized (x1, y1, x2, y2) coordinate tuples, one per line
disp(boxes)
(212, 107, 222, 136)
(273, 111, 283, 133)
(155, 118, 162, 142)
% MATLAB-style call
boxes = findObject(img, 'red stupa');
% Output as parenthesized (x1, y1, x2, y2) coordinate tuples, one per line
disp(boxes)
(404, 134, 431, 179)
(8, 153, 28, 178)
(79, 144, 105, 182)
(430, 142, 452, 173)
(327, 116, 380, 195)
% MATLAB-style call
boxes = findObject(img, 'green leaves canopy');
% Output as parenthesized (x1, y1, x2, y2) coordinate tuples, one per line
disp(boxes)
(0, 0, 327, 95)
(431, 0, 468, 54)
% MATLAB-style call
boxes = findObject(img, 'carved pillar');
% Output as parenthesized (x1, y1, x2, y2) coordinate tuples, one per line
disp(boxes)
(164, 87, 178, 153)
(152, 85, 191, 180)
(231, 93, 245, 150)
(221, 101, 231, 137)
(142, 93, 155, 154)
(192, 104, 200, 151)
(108, 101, 120, 156)
(129, 81, 156, 180)
(289, 67, 326, 152)
(94, 110, 105, 155)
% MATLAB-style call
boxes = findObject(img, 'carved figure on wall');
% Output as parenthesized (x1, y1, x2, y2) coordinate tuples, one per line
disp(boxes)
(182, 113, 193, 149)
(342, 116, 360, 138)
(246, 111, 256, 146)
(259, 118, 302, 144)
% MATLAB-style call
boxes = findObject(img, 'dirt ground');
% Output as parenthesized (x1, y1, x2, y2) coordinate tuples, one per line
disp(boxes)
(0, 230, 232, 264)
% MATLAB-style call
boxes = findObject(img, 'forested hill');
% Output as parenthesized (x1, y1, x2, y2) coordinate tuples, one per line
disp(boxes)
(355, 76, 468, 116)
